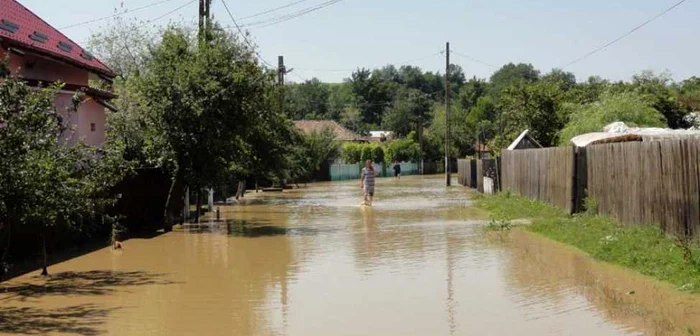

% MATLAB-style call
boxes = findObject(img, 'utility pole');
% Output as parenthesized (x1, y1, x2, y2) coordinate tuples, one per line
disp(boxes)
(278, 56, 285, 114)
(198, 0, 212, 42)
(444, 42, 451, 186)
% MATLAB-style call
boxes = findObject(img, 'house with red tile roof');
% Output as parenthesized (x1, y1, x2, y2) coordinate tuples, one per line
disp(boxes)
(0, 0, 117, 146)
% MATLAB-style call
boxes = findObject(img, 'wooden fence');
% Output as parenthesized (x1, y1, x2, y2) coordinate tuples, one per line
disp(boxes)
(457, 159, 476, 188)
(500, 147, 576, 213)
(586, 140, 700, 236)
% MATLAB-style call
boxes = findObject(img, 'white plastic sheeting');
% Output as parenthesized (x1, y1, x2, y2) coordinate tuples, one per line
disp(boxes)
(570, 122, 700, 147)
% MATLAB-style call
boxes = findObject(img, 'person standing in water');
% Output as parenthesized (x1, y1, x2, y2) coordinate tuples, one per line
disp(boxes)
(392, 160, 401, 181)
(360, 160, 377, 206)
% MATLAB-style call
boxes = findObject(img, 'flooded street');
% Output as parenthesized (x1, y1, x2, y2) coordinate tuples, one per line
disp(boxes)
(1, 176, 699, 335)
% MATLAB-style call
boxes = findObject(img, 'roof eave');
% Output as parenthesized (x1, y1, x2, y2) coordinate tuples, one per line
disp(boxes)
(1, 39, 116, 78)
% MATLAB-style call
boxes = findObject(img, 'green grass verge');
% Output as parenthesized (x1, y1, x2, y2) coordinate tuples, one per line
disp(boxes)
(474, 192, 700, 293)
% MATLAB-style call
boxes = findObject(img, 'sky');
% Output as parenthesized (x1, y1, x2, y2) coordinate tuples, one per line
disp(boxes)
(17, 0, 700, 83)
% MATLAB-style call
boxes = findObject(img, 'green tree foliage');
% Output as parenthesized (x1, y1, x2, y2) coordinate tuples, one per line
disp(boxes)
(137, 26, 291, 218)
(341, 143, 363, 163)
(497, 81, 568, 147)
(0, 76, 127, 275)
(459, 77, 489, 110)
(350, 68, 393, 127)
(285, 78, 330, 120)
(303, 128, 340, 174)
(382, 88, 432, 137)
(385, 136, 420, 163)
(559, 91, 667, 145)
(489, 63, 540, 95)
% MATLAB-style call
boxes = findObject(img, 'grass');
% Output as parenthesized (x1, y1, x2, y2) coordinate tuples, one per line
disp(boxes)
(474, 193, 700, 293)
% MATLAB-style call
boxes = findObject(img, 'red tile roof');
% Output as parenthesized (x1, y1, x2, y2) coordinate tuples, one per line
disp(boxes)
(0, 0, 115, 77)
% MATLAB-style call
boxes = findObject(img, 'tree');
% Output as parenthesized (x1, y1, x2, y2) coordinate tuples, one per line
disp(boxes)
(679, 76, 700, 111)
(458, 77, 489, 110)
(541, 69, 576, 91)
(296, 127, 339, 180)
(382, 88, 431, 137)
(0, 76, 126, 275)
(285, 78, 331, 120)
(489, 63, 540, 95)
(496, 81, 567, 148)
(385, 136, 420, 163)
(87, 14, 156, 79)
(340, 106, 362, 132)
(558, 91, 667, 145)
(138, 25, 277, 222)
(350, 68, 393, 127)
(631, 70, 689, 129)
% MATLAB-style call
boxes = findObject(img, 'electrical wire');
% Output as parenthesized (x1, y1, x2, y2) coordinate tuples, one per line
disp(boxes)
(240, 0, 346, 29)
(295, 51, 443, 73)
(147, 0, 197, 24)
(238, 0, 312, 20)
(561, 0, 688, 68)
(450, 50, 495, 68)
(59, 0, 176, 29)
(221, 0, 275, 68)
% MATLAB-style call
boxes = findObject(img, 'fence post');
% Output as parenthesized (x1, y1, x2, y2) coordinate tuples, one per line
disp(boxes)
(572, 146, 587, 214)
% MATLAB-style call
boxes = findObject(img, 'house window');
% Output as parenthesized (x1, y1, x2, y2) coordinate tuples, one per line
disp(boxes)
(57, 41, 73, 53)
(90, 123, 96, 132)
(0, 19, 19, 33)
(29, 31, 48, 43)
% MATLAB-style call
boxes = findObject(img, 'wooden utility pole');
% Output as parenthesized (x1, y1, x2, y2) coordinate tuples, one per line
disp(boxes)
(278, 56, 285, 114)
(198, 0, 212, 41)
(445, 42, 451, 186)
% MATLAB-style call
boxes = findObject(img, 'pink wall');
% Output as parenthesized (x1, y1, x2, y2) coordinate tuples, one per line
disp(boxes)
(56, 94, 106, 147)
(3, 48, 106, 146)
(77, 99, 106, 146)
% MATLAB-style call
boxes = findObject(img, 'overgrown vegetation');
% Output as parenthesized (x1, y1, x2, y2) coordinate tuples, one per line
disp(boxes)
(475, 193, 700, 293)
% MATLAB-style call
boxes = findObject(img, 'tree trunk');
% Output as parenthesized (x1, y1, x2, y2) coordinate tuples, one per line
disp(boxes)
(40, 230, 48, 276)
(0, 223, 11, 281)
(196, 191, 201, 224)
(163, 168, 179, 232)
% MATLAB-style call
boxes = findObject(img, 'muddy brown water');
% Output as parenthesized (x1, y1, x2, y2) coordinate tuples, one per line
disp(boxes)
(1, 176, 699, 335)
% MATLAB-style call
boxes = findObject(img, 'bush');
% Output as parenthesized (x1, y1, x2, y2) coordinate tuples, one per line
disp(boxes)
(341, 142, 362, 163)
(558, 91, 667, 145)
(385, 137, 420, 163)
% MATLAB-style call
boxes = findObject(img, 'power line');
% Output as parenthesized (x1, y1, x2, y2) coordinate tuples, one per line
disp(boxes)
(450, 50, 495, 68)
(59, 0, 176, 29)
(295, 51, 443, 73)
(561, 0, 688, 68)
(221, 0, 274, 68)
(148, 0, 197, 24)
(240, 0, 346, 29)
(238, 0, 312, 20)
(75, 0, 196, 47)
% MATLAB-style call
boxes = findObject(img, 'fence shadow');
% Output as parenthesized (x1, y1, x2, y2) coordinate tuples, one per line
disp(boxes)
(1, 270, 178, 302)
(0, 304, 117, 336)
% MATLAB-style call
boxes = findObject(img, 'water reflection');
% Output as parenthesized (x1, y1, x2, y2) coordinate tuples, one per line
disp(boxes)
(1, 176, 698, 335)
(489, 230, 700, 336)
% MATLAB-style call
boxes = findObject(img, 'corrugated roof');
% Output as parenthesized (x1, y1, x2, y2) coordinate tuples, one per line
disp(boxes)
(0, 0, 115, 77)
(294, 120, 367, 142)
(570, 122, 700, 147)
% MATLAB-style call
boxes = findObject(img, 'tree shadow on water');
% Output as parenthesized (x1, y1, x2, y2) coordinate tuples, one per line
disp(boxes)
(226, 219, 317, 238)
(0, 304, 116, 335)
(1, 270, 179, 302)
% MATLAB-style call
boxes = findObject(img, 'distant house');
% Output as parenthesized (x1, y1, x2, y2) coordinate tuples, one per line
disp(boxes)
(294, 120, 368, 143)
(369, 131, 394, 143)
(0, 0, 117, 147)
